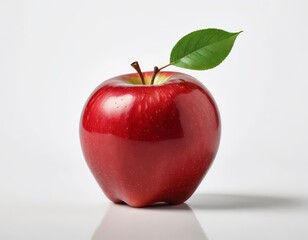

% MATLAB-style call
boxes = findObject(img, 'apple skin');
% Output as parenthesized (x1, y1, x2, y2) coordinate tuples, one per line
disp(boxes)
(80, 71, 221, 207)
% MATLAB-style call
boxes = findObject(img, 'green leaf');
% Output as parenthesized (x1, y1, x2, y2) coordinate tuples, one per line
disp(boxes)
(170, 28, 242, 70)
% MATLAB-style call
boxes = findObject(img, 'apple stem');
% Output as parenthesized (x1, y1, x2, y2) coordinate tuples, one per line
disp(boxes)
(131, 61, 145, 85)
(151, 63, 171, 85)
(150, 63, 171, 85)
(150, 66, 159, 85)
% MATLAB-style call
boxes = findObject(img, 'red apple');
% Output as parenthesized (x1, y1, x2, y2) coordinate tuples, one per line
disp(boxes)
(80, 71, 221, 207)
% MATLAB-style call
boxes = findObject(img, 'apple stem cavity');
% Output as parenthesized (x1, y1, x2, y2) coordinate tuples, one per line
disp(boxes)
(131, 61, 172, 85)
(131, 61, 145, 85)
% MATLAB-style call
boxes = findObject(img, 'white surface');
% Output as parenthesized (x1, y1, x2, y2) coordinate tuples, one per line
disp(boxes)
(1, 0, 308, 238)
(1, 192, 307, 239)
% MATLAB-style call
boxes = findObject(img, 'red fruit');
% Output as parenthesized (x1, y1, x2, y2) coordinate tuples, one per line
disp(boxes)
(80, 71, 220, 207)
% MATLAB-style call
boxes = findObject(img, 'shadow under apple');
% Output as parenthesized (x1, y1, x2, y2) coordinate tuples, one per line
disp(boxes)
(187, 193, 302, 210)
(92, 203, 208, 240)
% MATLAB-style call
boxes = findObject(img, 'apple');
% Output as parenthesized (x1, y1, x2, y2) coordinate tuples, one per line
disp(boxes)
(80, 71, 220, 207)
(79, 28, 241, 207)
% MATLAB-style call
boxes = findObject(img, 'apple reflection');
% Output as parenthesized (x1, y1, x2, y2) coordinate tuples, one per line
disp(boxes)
(92, 203, 208, 240)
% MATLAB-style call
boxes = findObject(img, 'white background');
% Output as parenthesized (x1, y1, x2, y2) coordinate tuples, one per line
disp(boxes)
(1, 0, 308, 239)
